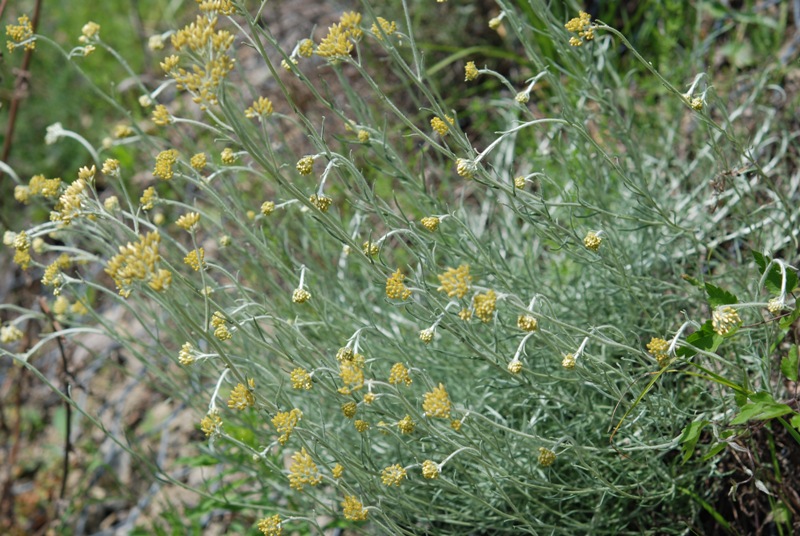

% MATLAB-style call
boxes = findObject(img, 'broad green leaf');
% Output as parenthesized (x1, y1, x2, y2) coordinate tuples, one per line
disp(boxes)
(731, 392, 793, 424)
(679, 420, 708, 463)
(790, 414, 800, 430)
(676, 320, 723, 358)
(753, 251, 799, 296)
(779, 306, 800, 330)
(781, 345, 798, 382)
(701, 441, 728, 462)
(705, 283, 738, 308)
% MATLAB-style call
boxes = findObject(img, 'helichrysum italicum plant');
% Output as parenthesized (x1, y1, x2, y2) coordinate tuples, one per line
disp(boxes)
(3, 1, 800, 535)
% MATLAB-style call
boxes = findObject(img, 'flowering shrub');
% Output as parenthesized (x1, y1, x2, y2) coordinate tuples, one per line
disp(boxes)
(2, 1, 799, 534)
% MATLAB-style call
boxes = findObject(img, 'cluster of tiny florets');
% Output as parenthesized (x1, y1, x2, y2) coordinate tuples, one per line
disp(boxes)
(200, 410, 223, 437)
(517, 314, 538, 332)
(292, 288, 311, 304)
(288, 447, 322, 490)
(290, 368, 313, 390)
(583, 231, 602, 251)
(176, 212, 200, 231)
(421, 460, 440, 479)
(228, 378, 256, 410)
(538, 447, 556, 467)
(712, 306, 741, 336)
(565, 11, 595, 46)
(473, 290, 497, 323)
(388, 362, 412, 386)
(309, 194, 332, 212)
(6, 15, 35, 52)
(257, 514, 282, 536)
(464, 61, 479, 82)
(211, 310, 232, 340)
(341, 495, 368, 521)
(178, 342, 194, 365)
(381, 464, 407, 486)
(437, 264, 471, 298)
(397, 415, 415, 434)
(184, 248, 206, 272)
(153, 149, 179, 180)
(420, 216, 440, 232)
(647, 337, 670, 368)
(562, 353, 576, 369)
(245, 96, 274, 119)
(105, 231, 168, 296)
(423, 383, 451, 418)
(386, 269, 412, 300)
(272, 408, 302, 444)
(341, 401, 358, 418)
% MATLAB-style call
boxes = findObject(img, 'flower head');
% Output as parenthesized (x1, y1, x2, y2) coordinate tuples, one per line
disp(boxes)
(381, 464, 407, 486)
(200, 410, 223, 437)
(386, 269, 412, 300)
(647, 337, 670, 368)
(289, 447, 322, 490)
(296, 156, 314, 175)
(456, 158, 476, 178)
(397, 415, 415, 434)
(561, 353, 576, 369)
(245, 96, 274, 119)
(341, 401, 357, 418)
(184, 248, 206, 271)
(473, 290, 497, 323)
(309, 194, 332, 212)
(257, 514, 282, 536)
(538, 447, 556, 467)
(176, 212, 201, 231)
(153, 149, 179, 180)
(228, 379, 256, 410)
(465, 61, 479, 82)
(423, 383, 451, 418)
(332, 463, 344, 478)
(420, 216, 440, 232)
(191, 153, 207, 170)
(290, 368, 313, 390)
(292, 288, 311, 304)
(341, 495, 368, 521)
(388, 362, 412, 386)
(517, 314, 538, 332)
(178, 342, 194, 365)
(712, 306, 741, 336)
(437, 264, 471, 298)
(221, 148, 236, 164)
(419, 328, 434, 344)
(421, 460, 440, 479)
(6, 15, 35, 52)
(583, 231, 602, 251)
(272, 408, 302, 444)
(565, 11, 594, 46)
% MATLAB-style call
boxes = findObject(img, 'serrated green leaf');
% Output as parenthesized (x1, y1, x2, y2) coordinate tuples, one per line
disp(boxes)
(705, 283, 738, 308)
(779, 306, 800, 330)
(754, 251, 798, 296)
(679, 420, 708, 463)
(676, 320, 723, 358)
(781, 345, 799, 382)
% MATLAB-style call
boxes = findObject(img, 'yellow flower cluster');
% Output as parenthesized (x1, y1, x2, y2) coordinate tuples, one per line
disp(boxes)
(397, 415, 415, 434)
(386, 269, 412, 300)
(140, 187, 157, 210)
(170, 15, 236, 106)
(465, 61, 479, 82)
(565, 11, 594, 46)
(200, 410, 223, 437)
(388, 362, 412, 386)
(562, 353, 576, 369)
(191, 153, 207, 170)
(228, 378, 256, 410)
(437, 264, 471, 298)
(152, 104, 171, 126)
(341, 495, 368, 521)
(221, 147, 236, 164)
(1, 325, 24, 344)
(473, 290, 497, 323)
(381, 464, 406, 486)
(420, 216, 440, 232)
(538, 447, 556, 467)
(423, 383, 451, 418)
(198, 0, 235, 16)
(6, 15, 35, 52)
(290, 368, 313, 390)
(245, 96, 274, 118)
(257, 514, 282, 536)
(272, 408, 303, 444)
(712, 306, 741, 336)
(298, 38, 314, 57)
(362, 241, 379, 256)
(105, 231, 170, 296)
(292, 287, 311, 304)
(419, 461, 441, 482)
(583, 231, 602, 251)
(337, 349, 365, 394)
(332, 463, 344, 478)
(419, 328, 434, 344)
(371, 17, 397, 40)
(341, 401, 357, 418)
(50, 178, 88, 226)
(517, 314, 538, 332)
(41, 254, 71, 296)
(354, 419, 369, 432)
(296, 156, 314, 175)
(507, 360, 523, 374)
(10, 231, 31, 270)
(184, 248, 206, 271)
(178, 342, 194, 365)
(15, 174, 62, 205)
(455, 158, 476, 178)
(288, 447, 322, 490)
(647, 337, 670, 368)
(153, 149, 179, 180)
(431, 115, 454, 136)
(309, 194, 332, 212)
(176, 212, 201, 231)
(211, 310, 231, 340)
